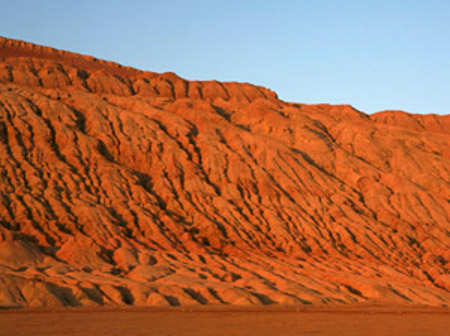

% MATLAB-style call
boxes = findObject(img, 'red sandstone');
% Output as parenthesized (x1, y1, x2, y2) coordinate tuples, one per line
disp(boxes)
(0, 37, 449, 309)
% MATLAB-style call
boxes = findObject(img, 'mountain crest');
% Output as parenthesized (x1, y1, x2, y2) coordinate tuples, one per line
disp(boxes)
(0, 37, 449, 309)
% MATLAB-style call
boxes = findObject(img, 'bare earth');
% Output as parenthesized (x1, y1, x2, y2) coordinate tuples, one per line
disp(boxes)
(0, 38, 449, 335)
(0, 36, 449, 310)
(1, 307, 449, 336)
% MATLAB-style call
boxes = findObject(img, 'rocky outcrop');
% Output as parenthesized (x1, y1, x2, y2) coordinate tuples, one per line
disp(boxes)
(0, 37, 449, 308)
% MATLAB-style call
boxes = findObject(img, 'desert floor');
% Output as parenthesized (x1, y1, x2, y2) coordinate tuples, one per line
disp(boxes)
(1, 306, 449, 336)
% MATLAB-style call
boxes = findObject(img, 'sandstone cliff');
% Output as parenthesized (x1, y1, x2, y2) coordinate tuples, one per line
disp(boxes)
(0, 37, 449, 308)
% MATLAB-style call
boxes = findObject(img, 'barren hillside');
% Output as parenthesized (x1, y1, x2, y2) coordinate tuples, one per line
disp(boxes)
(0, 37, 449, 308)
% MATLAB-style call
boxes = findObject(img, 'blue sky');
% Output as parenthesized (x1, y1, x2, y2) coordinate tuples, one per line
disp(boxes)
(1, 0, 449, 114)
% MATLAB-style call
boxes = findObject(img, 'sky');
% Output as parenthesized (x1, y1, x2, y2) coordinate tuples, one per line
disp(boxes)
(1, 0, 449, 114)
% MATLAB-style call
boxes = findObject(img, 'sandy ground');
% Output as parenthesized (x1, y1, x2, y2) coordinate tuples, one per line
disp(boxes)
(1, 307, 449, 336)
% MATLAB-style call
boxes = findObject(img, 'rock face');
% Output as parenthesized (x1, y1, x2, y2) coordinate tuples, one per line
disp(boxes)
(0, 36, 449, 308)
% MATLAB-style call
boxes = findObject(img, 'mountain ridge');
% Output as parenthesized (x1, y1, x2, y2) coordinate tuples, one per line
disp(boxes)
(0, 36, 278, 103)
(0, 37, 449, 309)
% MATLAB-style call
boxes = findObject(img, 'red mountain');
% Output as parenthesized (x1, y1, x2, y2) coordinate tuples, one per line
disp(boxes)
(0, 37, 449, 308)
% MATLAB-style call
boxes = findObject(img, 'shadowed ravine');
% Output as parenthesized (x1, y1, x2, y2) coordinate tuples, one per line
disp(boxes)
(0, 36, 449, 309)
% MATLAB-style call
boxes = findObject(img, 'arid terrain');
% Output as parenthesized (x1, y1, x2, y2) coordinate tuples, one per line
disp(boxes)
(0, 36, 449, 313)
(1, 306, 450, 336)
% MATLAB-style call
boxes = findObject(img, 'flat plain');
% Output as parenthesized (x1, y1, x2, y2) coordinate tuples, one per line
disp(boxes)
(1, 307, 449, 336)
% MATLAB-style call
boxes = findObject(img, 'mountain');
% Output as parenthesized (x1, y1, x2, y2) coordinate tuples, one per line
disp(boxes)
(0, 36, 449, 308)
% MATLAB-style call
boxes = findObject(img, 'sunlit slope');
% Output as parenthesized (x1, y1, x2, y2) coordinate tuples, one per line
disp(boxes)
(0, 37, 449, 308)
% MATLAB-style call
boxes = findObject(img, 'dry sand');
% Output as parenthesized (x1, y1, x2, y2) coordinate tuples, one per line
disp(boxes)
(1, 307, 449, 336)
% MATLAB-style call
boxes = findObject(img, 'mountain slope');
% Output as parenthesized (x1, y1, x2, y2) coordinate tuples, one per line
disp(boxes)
(0, 37, 449, 308)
